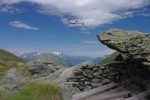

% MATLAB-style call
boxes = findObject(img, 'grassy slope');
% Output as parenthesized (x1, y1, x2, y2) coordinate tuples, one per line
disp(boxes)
(0, 81, 62, 100)
(98, 52, 120, 65)
(0, 49, 22, 62)
(0, 49, 29, 79)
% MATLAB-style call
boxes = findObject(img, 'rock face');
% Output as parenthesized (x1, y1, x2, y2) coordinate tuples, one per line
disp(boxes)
(36, 68, 66, 82)
(61, 83, 80, 100)
(98, 29, 150, 65)
(1, 68, 29, 91)
(28, 62, 63, 78)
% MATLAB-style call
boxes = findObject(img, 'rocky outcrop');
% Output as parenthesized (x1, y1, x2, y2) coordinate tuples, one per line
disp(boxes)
(1, 68, 29, 91)
(64, 29, 150, 99)
(97, 29, 150, 65)
(61, 83, 81, 100)
(28, 62, 64, 78)
(35, 68, 66, 82)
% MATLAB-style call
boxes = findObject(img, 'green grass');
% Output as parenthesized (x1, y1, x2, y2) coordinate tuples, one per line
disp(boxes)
(0, 61, 18, 79)
(99, 52, 120, 65)
(0, 61, 30, 79)
(0, 49, 22, 62)
(0, 49, 29, 79)
(0, 81, 62, 100)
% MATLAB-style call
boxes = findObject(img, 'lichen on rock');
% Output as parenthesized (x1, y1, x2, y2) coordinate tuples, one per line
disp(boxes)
(97, 29, 150, 65)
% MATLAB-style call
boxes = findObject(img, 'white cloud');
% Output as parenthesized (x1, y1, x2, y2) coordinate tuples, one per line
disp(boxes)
(0, 0, 23, 5)
(83, 40, 98, 45)
(0, 5, 23, 13)
(10, 21, 39, 30)
(1, 0, 150, 27)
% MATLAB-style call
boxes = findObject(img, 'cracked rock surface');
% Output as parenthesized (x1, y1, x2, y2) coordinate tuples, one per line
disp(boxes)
(97, 29, 150, 65)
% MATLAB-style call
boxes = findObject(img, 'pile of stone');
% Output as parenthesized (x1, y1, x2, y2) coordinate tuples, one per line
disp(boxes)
(67, 63, 118, 91)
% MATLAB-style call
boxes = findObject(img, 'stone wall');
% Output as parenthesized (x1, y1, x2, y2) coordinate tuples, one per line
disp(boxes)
(67, 60, 150, 91)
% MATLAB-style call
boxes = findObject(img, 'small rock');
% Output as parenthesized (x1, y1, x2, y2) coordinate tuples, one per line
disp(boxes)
(91, 78, 101, 83)
(101, 79, 111, 84)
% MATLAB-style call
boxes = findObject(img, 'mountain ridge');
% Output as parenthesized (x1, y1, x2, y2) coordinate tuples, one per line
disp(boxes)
(16, 52, 102, 66)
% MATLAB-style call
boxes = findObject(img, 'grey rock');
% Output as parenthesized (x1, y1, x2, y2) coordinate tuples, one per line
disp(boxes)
(78, 84, 85, 90)
(1, 68, 29, 91)
(97, 69, 103, 74)
(82, 72, 93, 78)
(61, 84, 80, 100)
(91, 83, 102, 88)
(91, 78, 101, 83)
(93, 72, 100, 76)
(98, 29, 150, 65)
(66, 64, 116, 91)
(35, 67, 76, 84)
(55, 67, 75, 84)
(36, 68, 65, 82)
(84, 85, 92, 91)
(85, 81, 91, 85)
(28, 63, 55, 78)
(101, 79, 111, 84)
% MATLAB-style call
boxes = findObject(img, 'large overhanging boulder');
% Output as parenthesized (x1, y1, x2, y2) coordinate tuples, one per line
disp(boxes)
(97, 29, 150, 65)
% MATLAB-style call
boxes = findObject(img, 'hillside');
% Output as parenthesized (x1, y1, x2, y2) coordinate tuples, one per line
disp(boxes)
(0, 49, 22, 62)
(61, 56, 93, 65)
(98, 52, 120, 65)
(0, 49, 27, 80)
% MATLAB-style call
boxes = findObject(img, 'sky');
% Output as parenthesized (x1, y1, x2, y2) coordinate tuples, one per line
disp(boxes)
(0, 0, 150, 57)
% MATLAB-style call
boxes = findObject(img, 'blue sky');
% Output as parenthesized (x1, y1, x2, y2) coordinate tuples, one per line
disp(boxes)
(0, 0, 150, 57)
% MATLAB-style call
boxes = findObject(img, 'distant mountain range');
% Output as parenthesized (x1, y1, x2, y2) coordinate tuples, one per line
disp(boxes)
(17, 52, 70, 67)
(61, 55, 103, 65)
(16, 52, 104, 66)
(17, 52, 39, 62)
